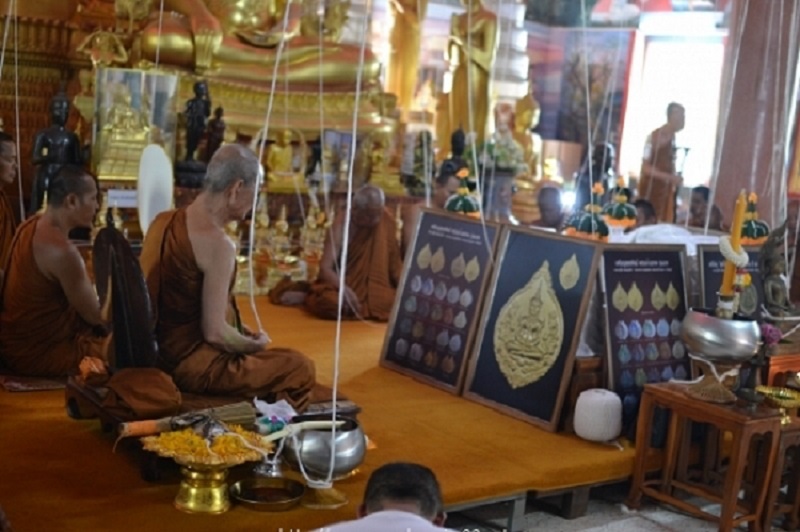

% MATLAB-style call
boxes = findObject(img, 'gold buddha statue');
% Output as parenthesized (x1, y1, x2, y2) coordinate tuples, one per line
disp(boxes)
(266, 130, 294, 177)
(76, 29, 129, 69)
(444, 0, 498, 151)
(387, 0, 428, 120)
(138, 0, 381, 88)
(97, 84, 151, 181)
(513, 81, 542, 181)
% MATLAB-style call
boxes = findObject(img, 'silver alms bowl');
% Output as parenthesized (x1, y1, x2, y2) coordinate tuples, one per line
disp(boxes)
(284, 415, 366, 479)
(680, 308, 760, 364)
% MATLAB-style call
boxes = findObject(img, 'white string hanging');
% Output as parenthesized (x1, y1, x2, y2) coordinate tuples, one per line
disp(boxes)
(579, 0, 595, 214)
(246, 0, 295, 336)
(318, 0, 330, 213)
(154, 0, 166, 68)
(11, 0, 21, 217)
(316, 0, 373, 489)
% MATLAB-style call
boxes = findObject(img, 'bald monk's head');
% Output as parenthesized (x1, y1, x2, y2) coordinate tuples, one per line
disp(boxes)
(47, 164, 99, 230)
(352, 185, 385, 228)
(204, 144, 262, 221)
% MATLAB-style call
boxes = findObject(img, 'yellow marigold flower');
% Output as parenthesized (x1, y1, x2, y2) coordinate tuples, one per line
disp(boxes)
(748, 192, 758, 203)
(616, 177, 625, 187)
(457, 168, 470, 178)
(592, 183, 605, 195)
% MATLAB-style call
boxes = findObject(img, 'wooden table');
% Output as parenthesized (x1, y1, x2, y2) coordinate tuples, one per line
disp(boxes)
(762, 419, 800, 531)
(765, 349, 800, 388)
(626, 382, 782, 532)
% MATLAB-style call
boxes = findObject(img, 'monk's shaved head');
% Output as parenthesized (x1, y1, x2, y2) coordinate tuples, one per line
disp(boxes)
(352, 185, 385, 228)
(205, 144, 262, 193)
(354, 185, 385, 209)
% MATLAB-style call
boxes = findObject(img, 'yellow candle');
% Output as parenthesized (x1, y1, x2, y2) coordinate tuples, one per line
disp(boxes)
(720, 189, 747, 297)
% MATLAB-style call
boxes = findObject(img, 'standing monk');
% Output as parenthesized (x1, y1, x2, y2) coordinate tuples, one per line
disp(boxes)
(140, 144, 316, 411)
(0, 131, 19, 280)
(638, 102, 685, 223)
(306, 185, 403, 322)
(0, 165, 109, 377)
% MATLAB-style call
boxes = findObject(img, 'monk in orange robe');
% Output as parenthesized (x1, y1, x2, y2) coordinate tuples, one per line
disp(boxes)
(638, 102, 685, 223)
(0, 165, 109, 377)
(140, 144, 316, 411)
(306, 185, 403, 321)
(0, 131, 19, 280)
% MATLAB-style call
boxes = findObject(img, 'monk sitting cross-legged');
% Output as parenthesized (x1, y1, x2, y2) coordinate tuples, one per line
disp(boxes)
(0, 165, 110, 377)
(139, 144, 317, 412)
(0, 131, 19, 283)
(305, 185, 403, 322)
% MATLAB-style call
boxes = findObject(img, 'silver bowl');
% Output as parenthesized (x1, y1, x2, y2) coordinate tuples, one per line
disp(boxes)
(680, 308, 760, 364)
(284, 414, 366, 479)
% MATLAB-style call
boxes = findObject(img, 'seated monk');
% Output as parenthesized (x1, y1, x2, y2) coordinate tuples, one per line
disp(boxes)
(0, 165, 110, 377)
(0, 131, 18, 282)
(305, 185, 402, 321)
(401, 166, 461, 256)
(139, 144, 316, 412)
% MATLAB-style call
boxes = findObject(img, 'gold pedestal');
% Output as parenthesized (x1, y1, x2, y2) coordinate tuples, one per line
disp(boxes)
(370, 172, 405, 195)
(269, 172, 308, 194)
(174, 464, 232, 514)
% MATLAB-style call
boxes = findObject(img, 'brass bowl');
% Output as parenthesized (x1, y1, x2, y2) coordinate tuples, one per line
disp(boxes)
(756, 385, 800, 425)
(230, 477, 305, 512)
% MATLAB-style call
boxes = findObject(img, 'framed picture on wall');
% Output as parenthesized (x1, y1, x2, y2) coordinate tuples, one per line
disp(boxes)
(463, 228, 601, 431)
(380, 209, 500, 394)
(697, 244, 763, 319)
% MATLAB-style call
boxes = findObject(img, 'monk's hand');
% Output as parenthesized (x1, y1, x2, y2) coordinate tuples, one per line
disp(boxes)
(344, 286, 362, 314)
(252, 331, 271, 350)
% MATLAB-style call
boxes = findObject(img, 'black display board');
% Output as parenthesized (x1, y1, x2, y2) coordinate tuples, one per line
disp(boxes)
(463, 228, 601, 431)
(380, 209, 500, 393)
(602, 245, 689, 429)
(697, 245, 763, 318)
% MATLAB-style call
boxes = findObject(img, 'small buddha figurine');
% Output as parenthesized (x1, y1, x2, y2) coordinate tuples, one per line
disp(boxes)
(369, 136, 388, 180)
(267, 130, 294, 177)
(183, 81, 211, 162)
(513, 81, 543, 181)
(205, 106, 226, 163)
(301, 206, 325, 279)
(270, 204, 291, 261)
(76, 30, 129, 69)
(760, 221, 795, 320)
(254, 191, 271, 252)
(31, 90, 83, 214)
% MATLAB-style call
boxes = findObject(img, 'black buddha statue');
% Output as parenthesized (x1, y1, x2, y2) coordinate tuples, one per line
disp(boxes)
(31, 90, 83, 215)
(184, 81, 211, 162)
(176, 81, 212, 189)
(204, 106, 225, 163)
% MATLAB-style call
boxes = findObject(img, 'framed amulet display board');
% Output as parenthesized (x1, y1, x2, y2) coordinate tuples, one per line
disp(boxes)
(463, 228, 601, 431)
(380, 209, 500, 394)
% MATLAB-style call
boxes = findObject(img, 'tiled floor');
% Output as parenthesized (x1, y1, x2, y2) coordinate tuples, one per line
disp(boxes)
(446, 482, 733, 531)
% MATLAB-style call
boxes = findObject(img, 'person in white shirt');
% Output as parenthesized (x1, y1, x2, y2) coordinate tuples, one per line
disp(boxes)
(317, 462, 455, 532)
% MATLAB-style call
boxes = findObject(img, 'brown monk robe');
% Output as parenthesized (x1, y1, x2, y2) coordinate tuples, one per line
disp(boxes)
(140, 145, 316, 411)
(306, 186, 403, 321)
(638, 102, 685, 223)
(0, 166, 108, 377)
(0, 132, 19, 273)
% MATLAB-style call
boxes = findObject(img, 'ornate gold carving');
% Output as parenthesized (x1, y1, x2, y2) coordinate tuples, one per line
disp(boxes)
(651, 283, 666, 311)
(612, 282, 628, 312)
(666, 282, 681, 311)
(494, 261, 564, 389)
(627, 282, 644, 312)
(450, 253, 466, 279)
(558, 253, 580, 291)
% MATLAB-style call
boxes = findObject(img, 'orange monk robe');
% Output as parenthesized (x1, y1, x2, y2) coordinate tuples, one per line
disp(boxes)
(638, 126, 678, 223)
(0, 217, 106, 377)
(306, 209, 403, 321)
(0, 190, 18, 269)
(140, 208, 316, 412)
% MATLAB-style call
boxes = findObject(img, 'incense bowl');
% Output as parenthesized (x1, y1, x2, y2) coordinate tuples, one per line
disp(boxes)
(284, 414, 366, 479)
(680, 308, 760, 364)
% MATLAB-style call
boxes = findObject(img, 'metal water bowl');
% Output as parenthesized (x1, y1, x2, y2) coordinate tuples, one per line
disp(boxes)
(284, 414, 366, 480)
(680, 308, 760, 364)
